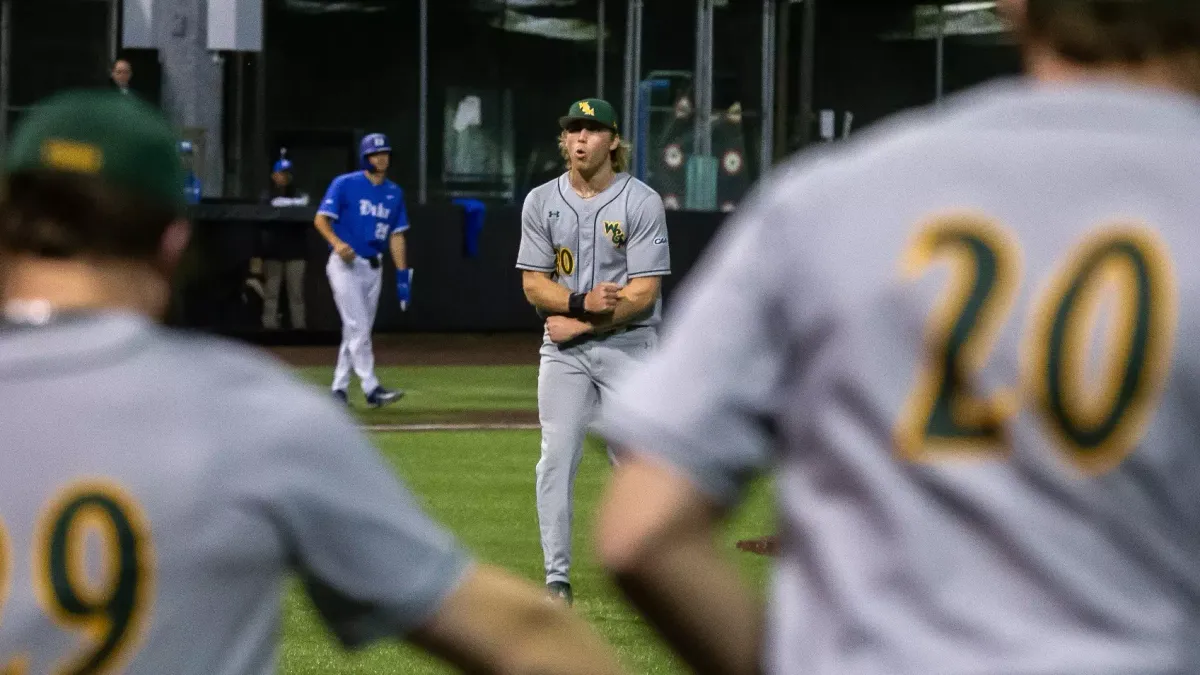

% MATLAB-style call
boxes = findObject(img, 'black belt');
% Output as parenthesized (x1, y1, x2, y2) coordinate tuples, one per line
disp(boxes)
(366, 255, 381, 269)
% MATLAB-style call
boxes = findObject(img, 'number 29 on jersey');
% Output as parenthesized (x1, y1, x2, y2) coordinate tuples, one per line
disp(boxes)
(0, 480, 153, 675)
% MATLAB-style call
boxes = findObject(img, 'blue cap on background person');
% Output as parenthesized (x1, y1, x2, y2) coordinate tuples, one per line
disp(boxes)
(273, 148, 292, 174)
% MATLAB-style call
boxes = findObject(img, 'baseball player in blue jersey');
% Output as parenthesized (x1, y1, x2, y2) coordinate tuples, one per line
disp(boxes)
(314, 133, 412, 407)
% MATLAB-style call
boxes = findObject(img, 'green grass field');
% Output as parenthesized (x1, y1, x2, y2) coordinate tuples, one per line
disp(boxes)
(281, 364, 774, 674)
(293, 364, 539, 424)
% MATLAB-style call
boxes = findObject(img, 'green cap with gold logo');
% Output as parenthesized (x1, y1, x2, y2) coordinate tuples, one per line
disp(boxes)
(5, 89, 187, 213)
(558, 98, 619, 134)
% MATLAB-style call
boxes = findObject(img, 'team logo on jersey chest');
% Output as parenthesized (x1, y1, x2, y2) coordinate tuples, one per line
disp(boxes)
(603, 220, 626, 248)
(359, 199, 391, 219)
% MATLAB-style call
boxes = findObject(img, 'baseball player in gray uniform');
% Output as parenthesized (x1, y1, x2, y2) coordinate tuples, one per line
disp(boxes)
(593, 1, 1200, 673)
(0, 90, 625, 675)
(517, 98, 670, 605)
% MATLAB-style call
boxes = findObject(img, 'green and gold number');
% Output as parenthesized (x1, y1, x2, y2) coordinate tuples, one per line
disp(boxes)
(894, 215, 1022, 460)
(0, 482, 154, 674)
(895, 214, 1177, 475)
(555, 247, 575, 277)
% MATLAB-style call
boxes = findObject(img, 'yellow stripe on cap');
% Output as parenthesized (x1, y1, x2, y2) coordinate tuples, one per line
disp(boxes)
(40, 139, 103, 173)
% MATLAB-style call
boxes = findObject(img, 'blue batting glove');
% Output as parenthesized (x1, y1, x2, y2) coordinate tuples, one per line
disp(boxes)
(395, 268, 413, 311)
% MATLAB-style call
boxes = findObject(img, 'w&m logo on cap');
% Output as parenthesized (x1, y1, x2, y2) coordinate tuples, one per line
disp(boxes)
(560, 98, 619, 132)
(41, 139, 103, 173)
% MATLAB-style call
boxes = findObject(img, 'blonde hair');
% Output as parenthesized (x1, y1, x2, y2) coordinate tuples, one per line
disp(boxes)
(558, 131, 631, 174)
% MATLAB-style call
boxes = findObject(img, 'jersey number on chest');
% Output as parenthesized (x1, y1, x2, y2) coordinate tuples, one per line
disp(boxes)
(894, 214, 1176, 475)
(0, 480, 153, 675)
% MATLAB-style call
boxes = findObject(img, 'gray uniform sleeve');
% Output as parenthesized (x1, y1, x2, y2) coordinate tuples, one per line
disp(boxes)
(516, 190, 555, 272)
(626, 191, 671, 278)
(255, 399, 473, 647)
(597, 196, 794, 507)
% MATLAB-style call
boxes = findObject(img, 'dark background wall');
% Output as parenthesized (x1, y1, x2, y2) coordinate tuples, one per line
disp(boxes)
(172, 204, 726, 340)
(244, 0, 1020, 206)
(2, 0, 1022, 197)
(2, 0, 1022, 341)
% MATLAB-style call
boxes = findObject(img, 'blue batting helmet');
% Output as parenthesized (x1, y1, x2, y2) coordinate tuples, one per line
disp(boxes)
(360, 133, 391, 169)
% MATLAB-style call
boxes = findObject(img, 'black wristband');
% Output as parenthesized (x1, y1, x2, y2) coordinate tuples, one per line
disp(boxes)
(568, 292, 586, 317)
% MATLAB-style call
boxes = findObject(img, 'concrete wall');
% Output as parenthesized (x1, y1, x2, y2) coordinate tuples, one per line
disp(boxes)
(154, 0, 223, 196)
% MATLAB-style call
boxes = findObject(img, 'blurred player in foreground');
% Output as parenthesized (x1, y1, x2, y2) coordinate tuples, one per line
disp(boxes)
(0, 89, 624, 675)
(595, 1, 1200, 673)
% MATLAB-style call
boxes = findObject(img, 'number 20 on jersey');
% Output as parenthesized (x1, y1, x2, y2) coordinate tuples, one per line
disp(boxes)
(894, 213, 1177, 475)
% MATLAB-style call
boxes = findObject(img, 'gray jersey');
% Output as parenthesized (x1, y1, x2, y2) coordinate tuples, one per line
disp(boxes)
(517, 172, 671, 328)
(600, 79, 1200, 674)
(0, 313, 471, 674)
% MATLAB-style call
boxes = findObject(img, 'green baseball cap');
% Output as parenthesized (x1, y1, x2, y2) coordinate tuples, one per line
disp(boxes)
(5, 89, 187, 213)
(558, 98, 620, 134)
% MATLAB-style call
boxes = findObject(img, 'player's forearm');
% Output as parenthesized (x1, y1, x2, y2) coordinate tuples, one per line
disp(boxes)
(589, 278, 659, 332)
(609, 536, 762, 675)
(313, 215, 342, 247)
(390, 232, 407, 269)
(522, 272, 571, 314)
(597, 458, 762, 675)
(411, 564, 626, 675)
(500, 599, 627, 675)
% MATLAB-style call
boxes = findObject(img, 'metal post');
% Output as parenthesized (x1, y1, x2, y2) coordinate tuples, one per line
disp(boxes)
(636, 80, 659, 181)
(798, 0, 816, 147)
(622, 0, 636, 137)
(418, 0, 429, 204)
(0, 0, 13, 155)
(596, 0, 605, 98)
(108, 0, 120, 62)
(761, 0, 776, 175)
(775, 0, 789, 159)
(254, 47, 267, 198)
(625, 0, 643, 172)
(632, 0, 642, 112)
(693, 0, 704, 158)
(693, 0, 713, 158)
(233, 53, 245, 198)
(935, 4, 945, 104)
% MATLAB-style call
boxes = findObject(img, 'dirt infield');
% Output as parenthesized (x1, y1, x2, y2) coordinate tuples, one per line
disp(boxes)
(269, 332, 542, 367)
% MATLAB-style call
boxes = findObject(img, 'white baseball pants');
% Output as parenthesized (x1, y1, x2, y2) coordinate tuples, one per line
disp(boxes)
(326, 253, 382, 395)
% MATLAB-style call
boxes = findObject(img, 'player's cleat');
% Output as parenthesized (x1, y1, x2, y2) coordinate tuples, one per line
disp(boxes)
(366, 386, 404, 408)
(332, 389, 349, 406)
(546, 581, 573, 607)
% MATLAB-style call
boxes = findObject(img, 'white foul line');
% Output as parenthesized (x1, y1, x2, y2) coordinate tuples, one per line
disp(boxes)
(363, 423, 541, 433)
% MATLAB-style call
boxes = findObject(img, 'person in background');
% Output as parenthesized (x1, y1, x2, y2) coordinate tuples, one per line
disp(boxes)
(179, 141, 201, 205)
(110, 58, 133, 95)
(260, 149, 310, 330)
